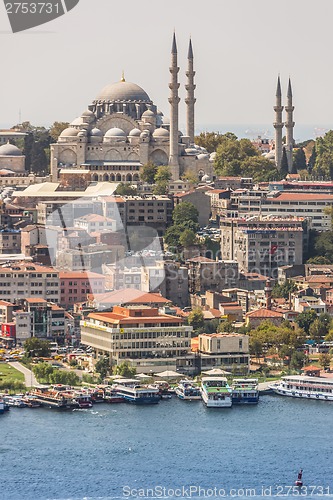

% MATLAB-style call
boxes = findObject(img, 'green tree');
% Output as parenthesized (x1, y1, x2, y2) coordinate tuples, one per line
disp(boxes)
(293, 148, 307, 171)
(319, 352, 331, 370)
(217, 320, 234, 333)
(164, 225, 183, 248)
(308, 146, 316, 170)
(155, 166, 172, 183)
(153, 180, 169, 195)
(95, 357, 110, 381)
(140, 162, 157, 184)
(179, 229, 197, 248)
(290, 351, 306, 370)
(187, 308, 204, 331)
(172, 202, 199, 228)
(181, 170, 199, 186)
(24, 338, 51, 358)
(295, 310, 318, 335)
(115, 182, 138, 196)
(272, 280, 296, 299)
(280, 147, 289, 178)
(114, 361, 136, 378)
(32, 362, 54, 383)
(195, 131, 237, 154)
(49, 121, 70, 142)
(312, 131, 333, 179)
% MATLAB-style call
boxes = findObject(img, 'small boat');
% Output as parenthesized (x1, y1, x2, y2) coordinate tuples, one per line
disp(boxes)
(113, 379, 160, 405)
(231, 379, 259, 404)
(3, 396, 27, 408)
(104, 388, 125, 404)
(21, 395, 41, 408)
(0, 399, 6, 414)
(31, 387, 79, 409)
(200, 377, 233, 408)
(295, 469, 303, 487)
(175, 380, 201, 400)
(73, 392, 93, 409)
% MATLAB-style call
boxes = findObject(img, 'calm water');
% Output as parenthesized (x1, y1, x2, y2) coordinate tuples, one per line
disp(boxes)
(1, 396, 333, 500)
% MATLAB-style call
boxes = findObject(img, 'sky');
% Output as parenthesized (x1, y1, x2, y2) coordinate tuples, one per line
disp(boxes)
(1, 0, 333, 139)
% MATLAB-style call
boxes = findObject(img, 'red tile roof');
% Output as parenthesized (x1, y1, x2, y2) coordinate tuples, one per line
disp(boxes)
(246, 308, 283, 318)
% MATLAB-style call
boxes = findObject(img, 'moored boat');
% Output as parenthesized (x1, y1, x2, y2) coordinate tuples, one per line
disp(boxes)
(270, 375, 333, 401)
(3, 396, 27, 408)
(200, 377, 232, 408)
(103, 387, 125, 403)
(175, 380, 201, 400)
(0, 399, 6, 414)
(231, 378, 259, 404)
(113, 379, 160, 405)
(31, 386, 79, 409)
(73, 392, 93, 408)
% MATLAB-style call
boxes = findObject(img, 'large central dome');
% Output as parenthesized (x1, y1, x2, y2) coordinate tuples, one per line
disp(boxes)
(96, 80, 151, 103)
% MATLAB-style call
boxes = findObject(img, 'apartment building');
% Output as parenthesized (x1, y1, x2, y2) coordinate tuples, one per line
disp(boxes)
(0, 229, 21, 254)
(220, 217, 305, 278)
(198, 333, 250, 372)
(59, 271, 105, 308)
(80, 305, 193, 373)
(125, 195, 173, 233)
(0, 262, 59, 303)
(187, 256, 239, 294)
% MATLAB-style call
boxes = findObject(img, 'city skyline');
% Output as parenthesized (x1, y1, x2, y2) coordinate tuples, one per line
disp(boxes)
(0, 0, 333, 135)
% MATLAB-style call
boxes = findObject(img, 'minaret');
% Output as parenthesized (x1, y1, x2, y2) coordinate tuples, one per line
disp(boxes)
(185, 38, 196, 144)
(285, 78, 295, 172)
(273, 76, 284, 170)
(168, 32, 180, 180)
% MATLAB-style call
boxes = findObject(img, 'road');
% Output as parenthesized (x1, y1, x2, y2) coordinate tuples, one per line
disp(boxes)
(8, 361, 40, 387)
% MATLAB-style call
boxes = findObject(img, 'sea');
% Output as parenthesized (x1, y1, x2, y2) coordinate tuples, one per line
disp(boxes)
(1, 395, 333, 500)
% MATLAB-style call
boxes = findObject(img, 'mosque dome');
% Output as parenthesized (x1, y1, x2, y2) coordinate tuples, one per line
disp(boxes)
(0, 143, 22, 156)
(104, 127, 126, 138)
(81, 109, 95, 118)
(142, 109, 155, 118)
(264, 151, 275, 160)
(129, 128, 141, 137)
(201, 174, 211, 182)
(60, 127, 80, 138)
(185, 148, 197, 155)
(70, 117, 84, 126)
(90, 127, 103, 137)
(153, 128, 169, 138)
(140, 130, 150, 139)
(96, 80, 151, 103)
(197, 153, 210, 160)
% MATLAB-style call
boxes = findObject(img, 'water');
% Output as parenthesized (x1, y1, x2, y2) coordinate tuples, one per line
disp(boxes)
(1, 396, 333, 500)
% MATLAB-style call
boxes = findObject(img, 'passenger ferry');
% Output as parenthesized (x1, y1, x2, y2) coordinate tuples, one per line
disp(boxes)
(113, 379, 160, 405)
(270, 375, 333, 401)
(231, 378, 259, 404)
(175, 380, 201, 400)
(31, 386, 79, 409)
(200, 377, 233, 408)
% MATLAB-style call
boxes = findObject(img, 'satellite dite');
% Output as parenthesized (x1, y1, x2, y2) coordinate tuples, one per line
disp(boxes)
(4, 0, 80, 33)
(45, 183, 165, 309)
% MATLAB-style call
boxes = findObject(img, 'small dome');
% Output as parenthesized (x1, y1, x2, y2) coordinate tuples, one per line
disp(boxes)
(153, 128, 169, 138)
(161, 116, 170, 125)
(129, 128, 141, 137)
(140, 130, 150, 139)
(265, 151, 275, 160)
(82, 109, 95, 118)
(90, 127, 103, 137)
(142, 109, 155, 118)
(70, 117, 84, 126)
(201, 174, 211, 182)
(104, 127, 126, 138)
(197, 153, 210, 160)
(0, 143, 22, 156)
(185, 148, 197, 155)
(60, 127, 80, 138)
(77, 130, 87, 138)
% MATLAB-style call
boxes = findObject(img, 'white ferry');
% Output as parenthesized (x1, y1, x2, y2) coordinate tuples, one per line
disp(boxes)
(175, 380, 201, 400)
(113, 379, 160, 405)
(231, 378, 259, 404)
(270, 375, 333, 401)
(200, 377, 232, 408)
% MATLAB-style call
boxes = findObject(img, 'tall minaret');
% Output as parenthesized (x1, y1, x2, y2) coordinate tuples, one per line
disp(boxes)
(285, 78, 295, 172)
(273, 76, 284, 170)
(168, 32, 180, 180)
(185, 38, 196, 145)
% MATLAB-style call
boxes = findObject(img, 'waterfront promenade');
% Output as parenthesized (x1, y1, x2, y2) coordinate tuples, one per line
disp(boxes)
(8, 361, 40, 387)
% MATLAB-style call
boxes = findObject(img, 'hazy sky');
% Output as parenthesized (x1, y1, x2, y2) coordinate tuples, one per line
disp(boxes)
(1, 0, 333, 137)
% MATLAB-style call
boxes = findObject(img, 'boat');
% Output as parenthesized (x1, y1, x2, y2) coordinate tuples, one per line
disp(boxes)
(73, 392, 93, 408)
(295, 469, 303, 487)
(21, 395, 41, 408)
(0, 399, 6, 414)
(30, 386, 79, 409)
(231, 378, 259, 404)
(113, 379, 160, 405)
(3, 396, 27, 408)
(200, 377, 233, 408)
(175, 380, 201, 400)
(103, 387, 125, 404)
(269, 375, 333, 401)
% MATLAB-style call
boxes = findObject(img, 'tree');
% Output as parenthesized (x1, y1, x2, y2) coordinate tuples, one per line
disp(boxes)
(312, 231, 333, 263)
(24, 338, 51, 358)
(140, 162, 157, 184)
(295, 310, 318, 335)
(187, 308, 204, 331)
(290, 351, 307, 370)
(95, 357, 110, 381)
(195, 131, 237, 154)
(164, 225, 183, 248)
(319, 352, 331, 371)
(154, 166, 172, 183)
(32, 362, 54, 382)
(308, 146, 316, 171)
(114, 361, 136, 378)
(153, 180, 169, 195)
(293, 148, 307, 171)
(172, 202, 199, 228)
(280, 147, 289, 178)
(115, 182, 137, 196)
(181, 170, 199, 186)
(272, 280, 296, 299)
(49, 121, 70, 142)
(217, 320, 234, 333)
(179, 229, 197, 248)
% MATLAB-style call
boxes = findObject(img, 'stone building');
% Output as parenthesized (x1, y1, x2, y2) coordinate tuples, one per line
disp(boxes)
(50, 35, 214, 183)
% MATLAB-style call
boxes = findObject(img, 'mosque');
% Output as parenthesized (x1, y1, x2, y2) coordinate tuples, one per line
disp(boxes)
(50, 34, 215, 183)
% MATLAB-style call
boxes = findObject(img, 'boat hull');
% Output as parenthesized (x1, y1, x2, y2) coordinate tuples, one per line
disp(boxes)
(201, 391, 232, 408)
(271, 387, 333, 401)
(122, 395, 160, 404)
